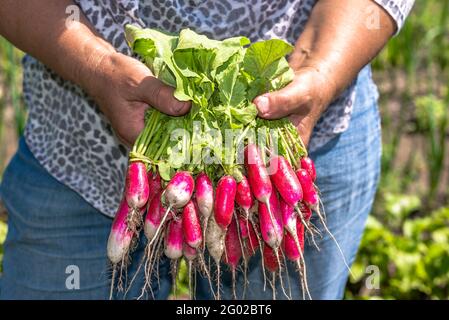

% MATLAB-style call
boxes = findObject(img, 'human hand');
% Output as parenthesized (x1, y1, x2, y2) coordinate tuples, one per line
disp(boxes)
(253, 66, 336, 147)
(86, 51, 191, 146)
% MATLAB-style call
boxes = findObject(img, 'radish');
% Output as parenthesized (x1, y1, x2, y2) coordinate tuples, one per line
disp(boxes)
(268, 155, 315, 239)
(263, 244, 281, 299)
(144, 190, 165, 242)
(206, 215, 226, 300)
(269, 155, 303, 207)
(107, 198, 135, 299)
(195, 172, 214, 218)
(235, 175, 253, 217)
(301, 204, 312, 221)
(244, 144, 283, 249)
(258, 191, 283, 250)
(283, 221, 305, 261)
(163, 171, 195, 209)
(148, 171, 194, 248)
(296, 169, 318, 209)
(182, 200, 203, 249)
(263, 245, 280, 273)
(183, 243, 197, 261)
(195, 172, 214, 248)
(224, 216, 243, 299)
(125, 161, 150, 210)
(214, 175, 237, 230)
(282, 217, 312, 300)
(244, 144, 272, 204)
(300, 157, 316, 182)
(238, 215, 249, 240)
(165, 216, 183, 260)
(280, 198, 297, 236)
(107, 198, 134, 265)
(164, 215, 183, 297)
(147, 170, 162, 203)
(183, 243, 198, 299)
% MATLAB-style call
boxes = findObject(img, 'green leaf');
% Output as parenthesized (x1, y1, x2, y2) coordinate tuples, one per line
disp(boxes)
(125, 25, 179, 87)
(243, 39, 294, 78)
(158, 161, 172, 181)
(214, 103, 258, 129)
(270, 61, 295, 90)
(175, 29, 249, 69)
(216, 61, 246, 107)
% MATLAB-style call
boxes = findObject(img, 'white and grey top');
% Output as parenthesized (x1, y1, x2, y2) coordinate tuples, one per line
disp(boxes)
(22, 0, 415, 217)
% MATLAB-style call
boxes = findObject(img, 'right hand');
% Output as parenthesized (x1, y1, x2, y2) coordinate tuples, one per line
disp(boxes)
(86, 51, 191, 147)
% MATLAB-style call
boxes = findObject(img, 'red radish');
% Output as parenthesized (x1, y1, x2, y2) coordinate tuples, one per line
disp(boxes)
(238, 215, 249, 239)
(164, 217, 183, 260)
(235, 176, 253, 216)
(125, 161, 150, 209)
(244, 144, 272, 204)
(144, 190, 164, 241)
(214, 175, 237, 230)
(206, 215, 226, 300)
(182, 200, 203, 249)
(283, 221, 305, 261)
(146, 171, 194, 248)
(263, 245, 280, 273)
(282, 217, 311, 300)
(269, 155, 303, 207)
(163, 171, 195, 209)
(195, 172, 214, 219)
(258, 191, 283, 249)
(263, 244, 280, 299)
(300, 157, 316, 181)
(147, 170, 162, 203)
(224, 216, 243, 299)
(224, 216, 243, 269)
(107, 198, 134, 265)
(280, 198, 297, 236)
(301, 204, 312, 221)
(183, 243, 197, 261)
(296, 169, 318, 209)
(195, 172, 214, 248)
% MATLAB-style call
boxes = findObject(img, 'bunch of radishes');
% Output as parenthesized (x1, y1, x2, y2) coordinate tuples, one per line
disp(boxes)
(107, 140, 323, 300)
(105, 26, 354, 300)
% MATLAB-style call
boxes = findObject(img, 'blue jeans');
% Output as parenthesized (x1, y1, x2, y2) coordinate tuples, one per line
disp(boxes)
(0, 67, 381, 300)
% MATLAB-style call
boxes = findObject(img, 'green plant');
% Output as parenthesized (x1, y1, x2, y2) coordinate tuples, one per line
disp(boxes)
(347, 199, 449, 300)
(415, 95, 448, 205)
(0, 37, 27, 137)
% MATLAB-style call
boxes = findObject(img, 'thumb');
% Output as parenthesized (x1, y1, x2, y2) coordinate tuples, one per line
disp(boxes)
(253, 77, 310, 119)
(138, 75, 191, 116)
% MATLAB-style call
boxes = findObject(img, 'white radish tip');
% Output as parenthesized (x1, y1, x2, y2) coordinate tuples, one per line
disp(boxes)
(107, 232, 132, 265)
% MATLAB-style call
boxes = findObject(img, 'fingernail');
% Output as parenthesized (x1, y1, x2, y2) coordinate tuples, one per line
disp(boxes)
(174, 101, 188, 114)
(255, 95, 269, 114)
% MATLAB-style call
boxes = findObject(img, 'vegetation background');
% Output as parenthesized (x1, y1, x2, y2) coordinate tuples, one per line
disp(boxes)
(0, 1, 448, 299)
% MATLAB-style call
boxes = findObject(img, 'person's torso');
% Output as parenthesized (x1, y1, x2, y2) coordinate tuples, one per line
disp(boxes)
(22, 0, 365, 217)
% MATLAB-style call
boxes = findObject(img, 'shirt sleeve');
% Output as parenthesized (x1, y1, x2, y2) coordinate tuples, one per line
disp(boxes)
(373, 0, 415, 35)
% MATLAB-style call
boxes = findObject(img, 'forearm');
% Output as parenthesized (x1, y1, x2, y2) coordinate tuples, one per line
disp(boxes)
(0, 0, 115, 94)
(289, 0, 395, 99)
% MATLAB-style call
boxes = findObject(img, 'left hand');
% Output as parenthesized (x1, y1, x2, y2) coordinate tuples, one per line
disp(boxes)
(253, 66, 337, 147)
